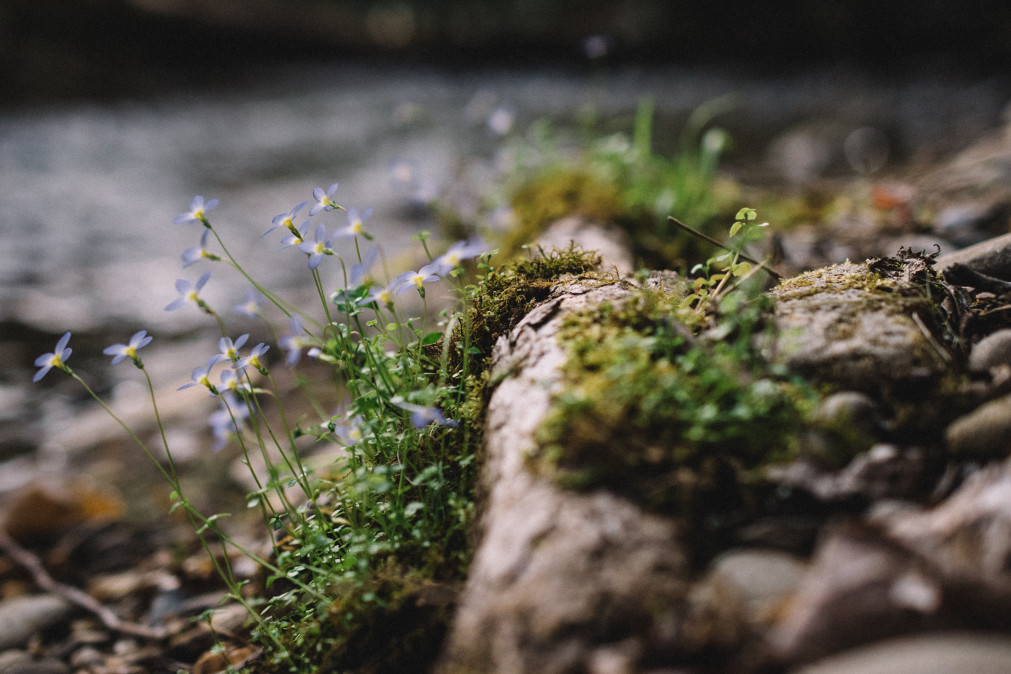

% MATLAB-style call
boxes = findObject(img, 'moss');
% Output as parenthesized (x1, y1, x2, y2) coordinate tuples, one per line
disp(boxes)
(531, 287, 819, 520)
(501, 167, 625, 258)
(451, 245, 604, 375)
(257, 247, 605, 673)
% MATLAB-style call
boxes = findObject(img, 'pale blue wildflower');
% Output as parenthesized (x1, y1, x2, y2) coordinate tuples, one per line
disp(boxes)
(332, 414, 365, 446)
(297, 223, 334, 270)
(279, 222, 310, 250)
(219, 369, 253, 395)
(430, 238, 487, 276)
(173, 196, 219, 225)
(178, 358, 219, 396)
(279, 316, 311, 366)
(209, 334, 249, 367)
(234, 289, 264, 319)
(262, 200, 309, 238)
(33, 331, 72, 382)
(392, 263, 441, 296)
(349, 246, 379, 286)
(181, 229, 221, 267)
(334, 206, 373, 240)
(165, 272, 211, 312)
(309, 182, 340, 216)
(393, 400, 458, 429)
(103, 330, 153, 366)
(235, 342, 270, 374)
(359, 284, 395, 309)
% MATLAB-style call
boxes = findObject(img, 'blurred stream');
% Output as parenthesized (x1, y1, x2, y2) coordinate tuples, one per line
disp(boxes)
(1, 60, 1007, 517)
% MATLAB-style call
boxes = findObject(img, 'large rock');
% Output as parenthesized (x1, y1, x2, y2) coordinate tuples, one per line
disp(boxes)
(770, 461, 1011, 666)
(767, 260, 951, 392)
(437, 279, 692, 673)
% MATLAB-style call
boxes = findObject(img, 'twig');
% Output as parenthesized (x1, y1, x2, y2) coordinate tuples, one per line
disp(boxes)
(669, 216, 784, 280)
(911, 312, 952, 365)
(0, 527, 168, 640)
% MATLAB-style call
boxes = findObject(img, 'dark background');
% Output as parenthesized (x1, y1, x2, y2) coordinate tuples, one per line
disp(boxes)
(3, 0, 1010, 104)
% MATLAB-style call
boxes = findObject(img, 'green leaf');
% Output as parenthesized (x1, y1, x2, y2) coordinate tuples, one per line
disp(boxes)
(332, 285, 369, 312)
(729, 221, 742, 238)
(420, 332, 441, 346)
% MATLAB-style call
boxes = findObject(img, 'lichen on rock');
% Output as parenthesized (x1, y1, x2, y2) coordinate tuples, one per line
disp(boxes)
(767, 257, 954, 394)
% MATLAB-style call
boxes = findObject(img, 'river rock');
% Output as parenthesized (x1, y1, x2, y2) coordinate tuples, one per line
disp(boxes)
(767, 261, 950, 392)
(437, 279, 692, 673)
(771, 461, 1011, 666)
(968, 328, 1011, 372)
(944, 392, 1011, 458)
(883, 460, 1011, 578)
(792, 633, 1011, 674)
(0, 650, 69, 674)
(705, 548, 808, 626)
(935, 232, 1011, 280)
(0, 594, 74, 650)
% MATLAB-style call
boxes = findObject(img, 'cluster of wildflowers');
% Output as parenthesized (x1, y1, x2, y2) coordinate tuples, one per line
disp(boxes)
(32, 182, 489, 666)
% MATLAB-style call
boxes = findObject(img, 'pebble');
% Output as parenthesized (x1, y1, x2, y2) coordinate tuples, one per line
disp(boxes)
(935, 231, 1011, 279)
(944, 392, 1011, 457)
(935, 203, 1007, 247)
(0, 650, 69, 674)
(707, 548, 808, 623)
(0, 594, 74, 651)
(792, 632, 1011, 674)
(968, 328, 1011, 372)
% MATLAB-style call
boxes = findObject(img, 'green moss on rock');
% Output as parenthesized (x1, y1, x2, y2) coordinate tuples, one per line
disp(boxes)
(531, 287, 818, 515)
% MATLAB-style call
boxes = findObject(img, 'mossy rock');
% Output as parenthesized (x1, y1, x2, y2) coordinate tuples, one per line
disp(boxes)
(767, 261, 952, 394)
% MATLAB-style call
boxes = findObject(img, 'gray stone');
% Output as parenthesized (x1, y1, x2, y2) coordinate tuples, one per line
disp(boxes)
(945, 392, 1011, 458)
(437, 279, 691, 673)
(968, 328, 1011, 372)
(706, 549, 808, 625)
(935, 231, 1011, 280)
(537, 216, 635, 277)
(0, 651, 69, 674)
(767, 262, 950, 391)
(772, 462, 1011, 666)
(935, 203, 1009, 247)
(884, 460, 1011, 578)
(0, 594, 74, 651)
(792, 633, 1011, 674)
(768, 525, 942, 665)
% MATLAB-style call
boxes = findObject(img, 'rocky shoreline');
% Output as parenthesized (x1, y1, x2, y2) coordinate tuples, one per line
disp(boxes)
(2, 73, 1011, 673)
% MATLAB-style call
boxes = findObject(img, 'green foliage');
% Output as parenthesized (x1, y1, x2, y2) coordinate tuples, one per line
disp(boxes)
(680, 206, 771, 320)
(533, 288, 817, 515)
(497, 97, 734, 270)
(528, 212, 818, 556)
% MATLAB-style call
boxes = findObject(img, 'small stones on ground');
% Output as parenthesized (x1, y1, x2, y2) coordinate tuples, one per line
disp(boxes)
(768, 444, 937, 504)
(791, 632, 1011, 674)
(705, 549, 808, 626)
(935, 231, 1011, 280)
(944, 393, 1011, 458)
(968, 328, 1011, 373)
(0, 594, 74, 651)
(772, 460, 1011, 667)
(0, 650, 69, 674)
